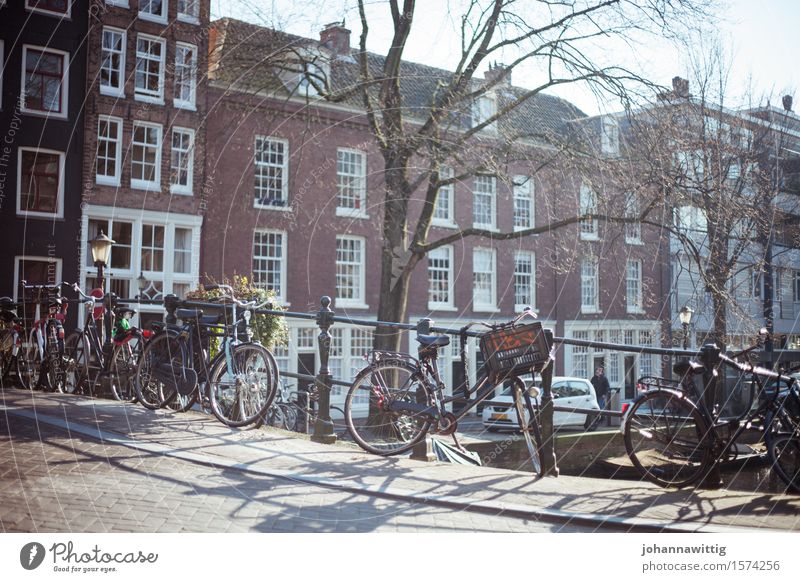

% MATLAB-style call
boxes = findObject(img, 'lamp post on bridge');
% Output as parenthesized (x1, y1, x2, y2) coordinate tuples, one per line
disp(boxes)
(679, 306, 694, 350)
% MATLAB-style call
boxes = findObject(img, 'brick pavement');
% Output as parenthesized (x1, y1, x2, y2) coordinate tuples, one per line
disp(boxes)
(1, 388, 799, 532)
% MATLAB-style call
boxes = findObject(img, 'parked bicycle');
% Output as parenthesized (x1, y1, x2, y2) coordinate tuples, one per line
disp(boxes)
(623, 330, 800, 492)
(134, 284, 279, 427)
(265, 380, 346, 435)
(69, 283, 148, 401)
(0, 297, 22, 382)
(343, 310, 551, 473)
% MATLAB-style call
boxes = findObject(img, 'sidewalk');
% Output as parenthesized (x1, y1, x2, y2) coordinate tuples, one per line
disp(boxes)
(2, 388, 798, 532)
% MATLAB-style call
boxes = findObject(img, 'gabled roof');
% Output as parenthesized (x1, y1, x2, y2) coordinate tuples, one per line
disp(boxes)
(209, 18, 585, 141)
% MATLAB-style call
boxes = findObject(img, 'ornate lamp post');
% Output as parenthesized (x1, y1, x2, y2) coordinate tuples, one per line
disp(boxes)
(89, 230, 115, 290)
(679, 305, 694, 350)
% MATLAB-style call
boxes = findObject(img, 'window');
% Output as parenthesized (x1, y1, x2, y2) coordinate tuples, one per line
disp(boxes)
(336, 236, 366, 307)
(173, 43, 197, 109)
(624, 192, 642, 244)
(674, 205, 708, 235)
(139, 0, 166, 22)
(135, 35, 165, 102)
(131, 122, 162, 190)
(349, 328, 373, 398)
(21, 46, 68, 116)
(676, 150, 704, 182)
(513, 175, 534, 231)
(95, 116, 122, 185)
(17, 148, 64, 217)
(298, 60, 326, 97)
(514, 252, 535, 311)
(639, 331, 653, 377)
(14, 256, 62, 305)
(141, 224, 165, 272)
(25, 0, 70, 16)
(601, 116, 619, 156)
(579, 183, 598, 239)
(336, 149, 366, 216)
(473, 175, 496, 229)
(427, 246, 453, 309)
(581, 256, 599, 313)
(472, 248, 496, 311)
(254, 137, 288, 208)
(253, 230, 287, 302)
(170, 128, 194, 195)
(626, 259, 643, 313)
(432, 166, 455, 227)
(177, 0, 199, 22)
(472, 94, 496, 132)
(100, 28, 125, 96)
(572, 331, 589, 379)
(173, 228, 192, 274)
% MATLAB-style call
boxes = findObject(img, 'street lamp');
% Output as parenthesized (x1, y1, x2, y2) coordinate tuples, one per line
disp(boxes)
(679, 305, 694, 350)
(89, 230, 115, 289)
(136, 273, 147, 299)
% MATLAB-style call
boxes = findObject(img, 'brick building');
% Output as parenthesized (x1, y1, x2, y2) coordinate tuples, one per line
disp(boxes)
(203, 18, 667, 403)
(78, 0, 209, 328)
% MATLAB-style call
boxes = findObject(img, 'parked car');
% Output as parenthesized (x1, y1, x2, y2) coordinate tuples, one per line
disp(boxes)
(481, 376, 600, 431)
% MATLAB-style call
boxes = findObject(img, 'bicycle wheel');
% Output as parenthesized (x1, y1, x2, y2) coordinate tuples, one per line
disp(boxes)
(109, 331, 144, 403)
(63, 330, 88, 395)
(512, 378, 542, 474)
(208, 343, 277, 428)
(135, 332, 187, 410)
(16, 330, 39, 390)
(345, 360, 433, 456)
(768, 433, 800, 494)
(280, 403, 298, 431)
(623, 390, 712, 488)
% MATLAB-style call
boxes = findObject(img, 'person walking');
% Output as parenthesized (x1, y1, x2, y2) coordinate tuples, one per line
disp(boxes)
(585, 366, 610, 431)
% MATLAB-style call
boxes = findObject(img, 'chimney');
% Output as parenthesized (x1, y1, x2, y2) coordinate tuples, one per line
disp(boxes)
(320, 21, 351, 55)
(485, 62, 511, 87)
(783, 94, 793, 112)
(672, 76, 690, 98)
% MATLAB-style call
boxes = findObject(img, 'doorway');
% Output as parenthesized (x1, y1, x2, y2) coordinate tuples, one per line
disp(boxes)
(624, 355, 637, 400)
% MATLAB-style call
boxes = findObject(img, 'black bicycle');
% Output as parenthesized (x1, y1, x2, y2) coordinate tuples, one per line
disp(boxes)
(343, 311, 550, 473)
(623, 331, 800, 491)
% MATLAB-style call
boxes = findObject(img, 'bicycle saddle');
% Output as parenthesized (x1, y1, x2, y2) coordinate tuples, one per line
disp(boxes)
(416, 334, 450, 348)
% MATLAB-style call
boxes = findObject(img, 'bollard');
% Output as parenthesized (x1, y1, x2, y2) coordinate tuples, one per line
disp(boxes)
(538, 329, 559, 476)
(699, 342, 723, 488)
(164, 294, 179, 325)
(312, 296, 337, 444)
(411, 318, 436, 462)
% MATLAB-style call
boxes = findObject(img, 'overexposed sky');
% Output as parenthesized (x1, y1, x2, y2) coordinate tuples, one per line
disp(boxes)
(212, 0, 800, 115)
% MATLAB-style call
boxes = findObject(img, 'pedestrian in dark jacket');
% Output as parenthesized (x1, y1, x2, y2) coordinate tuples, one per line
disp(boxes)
(585, 366, 611, 430)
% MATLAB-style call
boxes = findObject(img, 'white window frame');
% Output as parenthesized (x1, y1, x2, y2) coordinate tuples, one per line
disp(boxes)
(336, 148, 367, 218)
(134, 34, 165, 104)
(105, 0, 129, 6)
(472, 175, 497, 230)
(472, 93, 497, 133)
(601, 116, 619, 156)
(624, 191, 642, 244)
(130, 121, 162, 191)
(173, 42, 197, 110)
(13, 255, 63, 302)
(25, 0, 71, 18)
(472, 247, 496, 312)
(427, 245, 454, 310)
(513, 175, 534, 231)
(297, 59, 328, 98)
(335, 235, 367, 308)
(579, 183, 598, 240)
(580, 256, 600, 313)
(138, 0, 167, 23)
(254, 136, 289, 209)
(20, 45, 69, 119)
(170, 127, 194, 195)
(176, 0, 200, 23)
(626, 259, 643, 314)
(514, 251, 536, 312)
(252, 229, 288, 304)
(16, 147, 65, 219)
(432, 166, 456, 228)
(100, 27, 126, 97)
(95, 115, 123, 186)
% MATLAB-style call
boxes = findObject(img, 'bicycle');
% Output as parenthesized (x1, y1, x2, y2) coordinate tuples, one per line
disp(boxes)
(343, 310, 551, 473)
(0, 297, 22, 382)
(16, 281, 80, 393)
(623, 331, 800, 491)
(69, 284, 148, 401)
(267, 381, 347, 435)
(134, 284, 279, 428)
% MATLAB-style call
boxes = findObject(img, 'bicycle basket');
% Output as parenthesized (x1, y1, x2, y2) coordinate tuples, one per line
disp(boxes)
(479, 321, 550, 378)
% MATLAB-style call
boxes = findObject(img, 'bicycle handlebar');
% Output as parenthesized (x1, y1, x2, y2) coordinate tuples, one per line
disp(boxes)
(202, 284, 271, 310)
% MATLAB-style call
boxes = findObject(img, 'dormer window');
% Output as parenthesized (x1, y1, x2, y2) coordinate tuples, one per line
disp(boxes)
(601, 116, 619, 156)
(295, 53, 328, 98)
(472, 93, 497, 132)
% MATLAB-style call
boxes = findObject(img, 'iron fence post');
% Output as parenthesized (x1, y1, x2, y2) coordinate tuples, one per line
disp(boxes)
(411, 318, 436, 462)
(312, 296, 336, 444)
(699, 342, 723, 488)
(538, 329, 559, 476)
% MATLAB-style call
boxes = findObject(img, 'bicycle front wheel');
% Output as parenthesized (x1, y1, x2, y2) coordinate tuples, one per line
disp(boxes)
(208, 343, 277, 428)
(16, 330, 39, 390)
(345, 361, 433, 456)
(110, 331, 144, 403)
(135, 332, 187, 410)
(623, 390, 712, 488)
(63, 330, 88, 395)
(769, 433, 800, 494)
